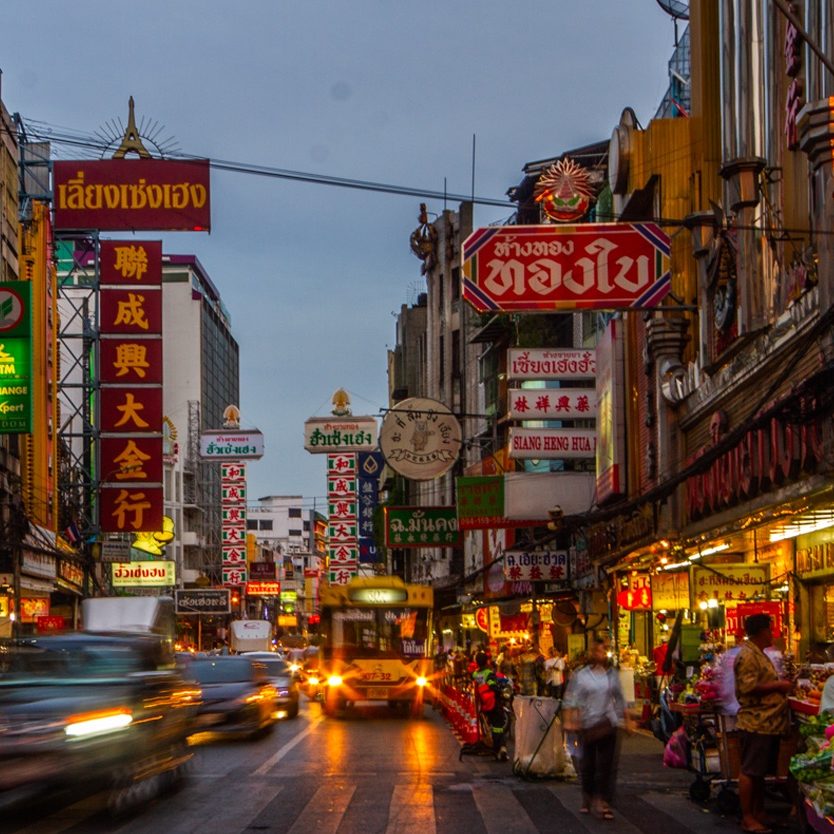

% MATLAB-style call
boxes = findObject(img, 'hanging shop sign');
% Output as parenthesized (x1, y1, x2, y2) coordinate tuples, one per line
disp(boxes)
(379, 397, 461, 480)
(384, 506, 461, 548)
(507, 348, 596, 381)
(111, 560, 176, 587)
(246, 581, 281, 596)
(796, 542, 834, 580)
(462, 222, 671, 313)
(503, 549, 568, 583)
(508, 387, 596, 420)
(199, 430, 264, 460)
(616, 573, 652, 611)
(304, 417, 377, 453)
(249, 562, 277, 581)
(175, 589, 231, 615)
(651, 571, 691, 611)
(99, 240, 163, 285)
(457, 476, 534, 530)
(509, 427, 596, 459)
(725, 601, 783, 639)
(20, 597, 50, 623)
(691, 564, 769, 605)
(0, 281, 33, 433)
(53, 159, 211, 231)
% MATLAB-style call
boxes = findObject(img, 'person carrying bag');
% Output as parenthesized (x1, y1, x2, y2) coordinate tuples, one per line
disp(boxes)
(562, 638, 632, 821)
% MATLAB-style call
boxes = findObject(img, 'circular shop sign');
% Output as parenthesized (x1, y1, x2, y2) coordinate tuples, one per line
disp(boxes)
(379, 397, 462, 481)
(0, 287, 25, 332)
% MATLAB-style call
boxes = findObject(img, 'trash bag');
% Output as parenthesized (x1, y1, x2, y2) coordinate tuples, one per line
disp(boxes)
(663, 726, 691, 769)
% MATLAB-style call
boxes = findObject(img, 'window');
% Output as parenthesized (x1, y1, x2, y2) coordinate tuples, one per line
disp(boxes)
(289, 529, 303, 537)
(247, 519, 258, 530)
(288, 508, 302, 518)
(259, 519, 273, 531)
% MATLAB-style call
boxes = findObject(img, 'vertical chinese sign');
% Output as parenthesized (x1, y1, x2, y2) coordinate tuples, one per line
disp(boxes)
(98, 240, 163, 534)
(327, 453, 359, 585)
(221, 462, 248, 587)
(357, 451, 383, 566)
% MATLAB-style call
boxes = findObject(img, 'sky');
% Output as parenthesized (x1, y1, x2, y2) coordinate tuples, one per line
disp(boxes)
(0, 0, 679, 507)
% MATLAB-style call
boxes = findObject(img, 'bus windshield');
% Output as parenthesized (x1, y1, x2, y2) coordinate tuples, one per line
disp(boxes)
(322, 607, 430, 660)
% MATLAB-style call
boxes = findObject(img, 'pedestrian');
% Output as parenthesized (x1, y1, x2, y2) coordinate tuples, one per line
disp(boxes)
(544, 646, 566, 699)
(472, 651, 508, 761)
(562, 637, 630, 821)
(733, 613, 792, 834)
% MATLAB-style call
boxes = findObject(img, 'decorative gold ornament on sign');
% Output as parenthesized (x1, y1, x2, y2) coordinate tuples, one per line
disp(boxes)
(113, 96, 152, 159)
(331, 388, 352, 416)
(534, 157, 596, 223)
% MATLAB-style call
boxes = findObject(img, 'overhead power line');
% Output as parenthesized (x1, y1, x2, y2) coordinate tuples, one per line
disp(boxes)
(15, 116, 515, 208)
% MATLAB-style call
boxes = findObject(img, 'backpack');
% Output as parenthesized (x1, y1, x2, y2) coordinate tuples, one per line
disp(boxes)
(477, 681, 496, 712)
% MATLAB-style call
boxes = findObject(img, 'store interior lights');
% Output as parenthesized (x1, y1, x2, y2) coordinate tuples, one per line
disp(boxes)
(769, 509, 834, 542)
(698, 597, 720, 611)
(689, 542, 730, 560)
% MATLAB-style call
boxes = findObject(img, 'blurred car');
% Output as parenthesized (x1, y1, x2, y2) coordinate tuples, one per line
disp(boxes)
(0, 633, 199, 812)
(243, 653, 300, 718)
(185, 656, 277, 736)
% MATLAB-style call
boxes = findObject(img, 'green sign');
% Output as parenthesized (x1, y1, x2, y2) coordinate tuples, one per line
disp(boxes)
(384, 506, 461, 548)
(456, 476, 505, 530)
(0, 282, 32, 433)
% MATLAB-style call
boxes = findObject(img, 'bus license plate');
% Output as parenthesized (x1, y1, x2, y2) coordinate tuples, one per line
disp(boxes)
(374, 688, 389, 699)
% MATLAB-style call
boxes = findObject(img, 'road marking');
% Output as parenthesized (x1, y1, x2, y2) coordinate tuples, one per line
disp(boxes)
(287, 782, 356, 834)
(386, 783, 435, 834)
(471, 783, 536, 834)
(254, 713, 325, 775)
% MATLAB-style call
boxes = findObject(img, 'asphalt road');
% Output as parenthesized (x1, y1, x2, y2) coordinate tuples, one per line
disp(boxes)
(0, 699, 801, 833)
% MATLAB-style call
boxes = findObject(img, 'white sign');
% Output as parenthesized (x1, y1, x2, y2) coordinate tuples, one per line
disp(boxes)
(504, 549, 568, 582)
(508, 387, 597, 420)
(507, 348, 596, 381)
(509, 427, 597, 459)
(200, 430, 264, 460)
(111, 560, 176, 587)
(379, 397, 462, 480)
(100, 539, 131, 563)
(304, 417, 378, 453)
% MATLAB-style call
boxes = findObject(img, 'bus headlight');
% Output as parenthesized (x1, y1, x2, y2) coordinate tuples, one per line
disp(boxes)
(307, 676, 320, 686)
(415, 676, 428, 688)
(327, 675, 343, 688)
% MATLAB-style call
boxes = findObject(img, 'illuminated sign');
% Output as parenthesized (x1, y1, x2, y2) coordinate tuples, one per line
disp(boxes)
(200, 430, 264, 460)
(347, 587, 408, 605)
(111, 560, 176, 587)
(53, 159, 211, 231)
(0, 282, 32, 433)
(246, 581, 281, 596)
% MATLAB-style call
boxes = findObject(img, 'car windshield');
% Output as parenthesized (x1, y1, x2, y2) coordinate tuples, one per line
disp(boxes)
(261, 659, 290, 676)
(2, 639, 152, 679)
(190, 659, 255, 684)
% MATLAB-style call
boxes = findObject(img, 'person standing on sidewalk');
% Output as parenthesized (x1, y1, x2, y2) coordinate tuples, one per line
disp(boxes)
(734, 613, 792, 834)
(562, 637, 630, 821)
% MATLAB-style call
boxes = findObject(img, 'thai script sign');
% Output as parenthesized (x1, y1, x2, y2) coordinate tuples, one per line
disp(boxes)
(175, 589, 231, 614)
(111, 559, 176, 587)
(462, 223, 671, 312)
(725, 601, 783, 638)
(797, 542, 834, 580)
(0, 282, 33, 433)
(249, 561, 277, 581)
(691, 564, 769, 604)
(304, 417, 378, 453)
(53, 159, 211, 231)
(508, 387, 596, 420)
(507, 348, 596, 380)
(200, 430, 264, 460)
(509, 427, 596, 459)
(651, 571, 691, 611)
(384, 506, 461, 547)
(617, 573, 652, 611)
(246, 581, 281, 596)
(379, 397, 461, 480)
(685, 402, 823, 522)
(503, 549, 568, 582)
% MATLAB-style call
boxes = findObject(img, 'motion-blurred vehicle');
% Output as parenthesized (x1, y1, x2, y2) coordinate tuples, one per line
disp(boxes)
(242, 652, 300, 718)
(0, 605, 199, 813)
(185, 655, 277, 736)
(229, 619, 272, 654)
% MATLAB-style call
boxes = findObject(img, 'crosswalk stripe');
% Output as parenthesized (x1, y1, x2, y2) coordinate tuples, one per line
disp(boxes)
(471, 783, 537, 834)
(287, 782, 356, 834)
(386, 783, 435, 834)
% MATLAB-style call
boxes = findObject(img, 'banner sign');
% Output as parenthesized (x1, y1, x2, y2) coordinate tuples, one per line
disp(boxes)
(462, 222, 671, 312)
(53, 159, 211, 231)
(692, 564, 769, 605)
(175, 588, 231, 615)
(509, 427, 597, 459)
(725, 601, 783, 638)
(384, 506, 461, 547)
(508, 387, 596, 420)
(111, 559, 175, 587)
(304, 417, 377, 453)
(200, 430, 264, 460)
(503, 549, 568, 582)
(0, 281, 33, 433)
(507, 348, 596, 380)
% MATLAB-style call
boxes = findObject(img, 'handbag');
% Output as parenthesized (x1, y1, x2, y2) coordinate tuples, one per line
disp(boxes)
(582, 716, 615, 743)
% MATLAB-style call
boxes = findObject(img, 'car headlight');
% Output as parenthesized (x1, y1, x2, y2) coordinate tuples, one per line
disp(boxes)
(307, 676, 320, 686)
(327, 674, 343, 688)
(65, 709, 132, 739)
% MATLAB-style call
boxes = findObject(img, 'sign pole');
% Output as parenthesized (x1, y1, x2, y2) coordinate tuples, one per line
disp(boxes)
(198, 617, 202, 652)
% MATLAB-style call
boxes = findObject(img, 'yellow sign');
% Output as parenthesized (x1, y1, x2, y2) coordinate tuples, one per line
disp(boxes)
(692, 564, 769, 605)
(651, 571, 691, 610)
(111, 560, 176, 587)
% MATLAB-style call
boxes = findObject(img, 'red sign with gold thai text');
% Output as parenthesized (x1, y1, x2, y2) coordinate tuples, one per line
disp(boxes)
(462, 223, 671, 312)
(100, 240, 163, 284)
(53, 160, 211, 231)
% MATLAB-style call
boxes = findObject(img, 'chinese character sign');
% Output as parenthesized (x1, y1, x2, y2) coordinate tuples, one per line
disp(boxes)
(327, 452, 358, 583)
(503, 549, 568, 583)
(221, 461, 248, 584)
(98, 241, 163, 533)
(692, 564, 769, 604)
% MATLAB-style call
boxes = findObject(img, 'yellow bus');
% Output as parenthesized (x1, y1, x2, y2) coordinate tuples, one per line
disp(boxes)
(317, 576, 434, 717)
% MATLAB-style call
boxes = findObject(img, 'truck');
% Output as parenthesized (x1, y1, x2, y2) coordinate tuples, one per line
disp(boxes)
(229, 619, 273, 653)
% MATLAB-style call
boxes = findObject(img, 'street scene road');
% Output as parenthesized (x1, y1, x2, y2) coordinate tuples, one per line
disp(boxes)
(0, 700, 795, 834)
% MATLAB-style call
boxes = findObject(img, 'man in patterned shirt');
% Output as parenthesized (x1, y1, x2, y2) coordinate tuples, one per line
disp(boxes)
(734, 613, 792, 834)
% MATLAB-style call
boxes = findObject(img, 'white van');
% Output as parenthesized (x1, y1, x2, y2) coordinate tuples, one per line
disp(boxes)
(229, 619, 273, 653)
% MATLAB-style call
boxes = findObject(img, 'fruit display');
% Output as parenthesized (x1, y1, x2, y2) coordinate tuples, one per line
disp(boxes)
(791, 712, 834, 823)
(790, 747, 833, 783)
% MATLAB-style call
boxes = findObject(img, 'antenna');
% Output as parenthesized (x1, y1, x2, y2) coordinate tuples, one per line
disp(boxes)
(655, 0, 689, 19)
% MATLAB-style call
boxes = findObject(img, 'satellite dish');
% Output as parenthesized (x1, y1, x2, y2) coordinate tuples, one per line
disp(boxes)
(655, 0, 689, 19)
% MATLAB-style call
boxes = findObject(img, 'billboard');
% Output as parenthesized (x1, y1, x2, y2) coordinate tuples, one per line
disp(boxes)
(0, 282, 33, 433)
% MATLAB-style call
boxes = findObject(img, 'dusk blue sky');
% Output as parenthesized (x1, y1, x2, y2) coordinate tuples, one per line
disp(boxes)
(1, 0, 679, 506)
